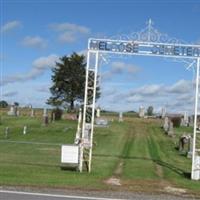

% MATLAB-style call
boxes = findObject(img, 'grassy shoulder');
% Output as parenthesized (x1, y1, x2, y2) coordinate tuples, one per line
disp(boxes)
(0, 115, 199, 195)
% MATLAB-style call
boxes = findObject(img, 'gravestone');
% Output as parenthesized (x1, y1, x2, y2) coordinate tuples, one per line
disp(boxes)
(179, 134, 191, 153)
(167, 121, 174, 136)
(5, 127, 9, 139)
(187, 137, 193, 158)
(31, 109, 35, 117)
(180, 118, 185, 126)
(189, 116, 194, 127)
(7, 105, 17, 116)
(16, 110, 20, 117)
(96, 107, 101, 118)
(52, 113, 55, 123)
(139, 106, 145, 118)
(183, 111, 189, 126)
(95, 118, 108, 126)
(43, 108, 49, 126)
(161, 107, 166, 119)
(119, 112, 123, 122)
(163, 117, 169, 133)
(23, 126, 27, 135)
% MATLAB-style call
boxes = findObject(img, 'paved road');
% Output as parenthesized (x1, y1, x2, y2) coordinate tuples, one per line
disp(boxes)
(0, 190, 123, 200)
(0, 190, 199, 200)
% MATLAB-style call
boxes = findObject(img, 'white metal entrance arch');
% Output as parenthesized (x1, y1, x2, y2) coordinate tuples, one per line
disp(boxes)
(79, 21, 200, 180)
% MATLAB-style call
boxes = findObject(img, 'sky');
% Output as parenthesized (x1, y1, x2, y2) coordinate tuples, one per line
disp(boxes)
(0, 0, 200, 113)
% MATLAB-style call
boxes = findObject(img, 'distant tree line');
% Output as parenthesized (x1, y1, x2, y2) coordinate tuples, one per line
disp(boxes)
(0, 101, 19, 108)
(0, 100, 8, 108)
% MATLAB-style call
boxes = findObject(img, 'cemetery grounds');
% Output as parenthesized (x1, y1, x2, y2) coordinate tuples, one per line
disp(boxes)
(0, 108, 200, 197)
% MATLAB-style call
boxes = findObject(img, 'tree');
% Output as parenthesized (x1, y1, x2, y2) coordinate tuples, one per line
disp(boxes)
(14, 102, 19, 107)
(0, 100, 8, 108)
(147, 106, 154, 116)
(47, 52, 100, 110)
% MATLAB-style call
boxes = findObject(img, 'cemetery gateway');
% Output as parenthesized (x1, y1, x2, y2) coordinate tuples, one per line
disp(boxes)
(89, 40, 200, 58)
(61, 20, 200, 180)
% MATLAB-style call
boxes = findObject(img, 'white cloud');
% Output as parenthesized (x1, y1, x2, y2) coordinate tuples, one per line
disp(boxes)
(98, 79, 194, 113)
(35, 85, 50, 93)
(1, 54, 59, 86)
(131, 84, 164, 96)
(49, 22, 90, 43)
(1, 20, 21, 33)
(77, 49, 87, 56)
(58, 32, 76, 43)
(49, 22, 90, 34)
(102, 61, 140, 80)
(166, 79, 192, 94)
(22, 36, 47, 49)
(32, 54, 58, 70)
(3, 91, 18, 97)
(112, 62, 140, 74)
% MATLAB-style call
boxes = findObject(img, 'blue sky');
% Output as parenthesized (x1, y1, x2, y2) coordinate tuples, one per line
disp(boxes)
(0, 0, 200, 113)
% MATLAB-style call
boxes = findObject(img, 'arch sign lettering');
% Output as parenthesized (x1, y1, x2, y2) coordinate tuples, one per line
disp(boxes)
(78, 20, 200, 181)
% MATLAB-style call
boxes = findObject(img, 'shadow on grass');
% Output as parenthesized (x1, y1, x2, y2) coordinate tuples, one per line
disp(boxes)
(93, 153, 191, 179)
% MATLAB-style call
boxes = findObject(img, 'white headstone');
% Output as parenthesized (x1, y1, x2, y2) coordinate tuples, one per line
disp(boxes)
(119, 112, 123, 122)
(161, 107, 166, 119)
(95, 118, 108, 126)
(167, 121, 174, 136)
(163, 117, 169, 132)
(5, 127, 9, 139)
(23, 126, 27, 135)
(139, 106, 145, 118)
(189, 116, 194, 127)
(43, 108, 48, 125)
(96, 108, 101, 118)
(180, 118, 185, 126)
(7, 105, 16, 116)
(43, 108, 48, 117)
(31, 109, 35, 117)
(52, 113, 55, 122)
(187, 137, 193, 158)
(16, 110, 20, 116)
(183, 111, 189, 126)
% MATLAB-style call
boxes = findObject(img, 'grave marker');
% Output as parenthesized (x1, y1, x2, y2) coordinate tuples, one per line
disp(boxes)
(139, 106, 145, 118)
(167, 121, 174, 136)
(31, 109, 35, 117)
(161, 107, 166, 119)
(16, 110, 20, 117)
(43, 108, 49, 126)
(179, 134, 191, 153)
(96, 107, 101, 118)
(7, 105, 17, 116)
(119, 112, 123, 122)
(52, 113, 55, 123)
(95, 118, 108, 126)
(23, 126, 27, 135)
(183, 111, 189, 126)
(163, 117, 169, 133)
(5, 127, 9, 139)
(187, 137, 194, 158)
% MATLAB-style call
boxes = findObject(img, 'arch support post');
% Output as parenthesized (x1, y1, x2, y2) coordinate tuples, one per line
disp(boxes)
(79, 50, 99, 172)
(191, 58, 200, 180)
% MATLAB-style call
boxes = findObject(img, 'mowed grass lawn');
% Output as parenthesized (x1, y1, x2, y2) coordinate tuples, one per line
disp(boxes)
(0, 115, 200, 195)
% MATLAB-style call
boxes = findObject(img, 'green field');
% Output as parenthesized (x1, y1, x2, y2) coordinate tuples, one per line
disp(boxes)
(0, 114, 200, 195)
